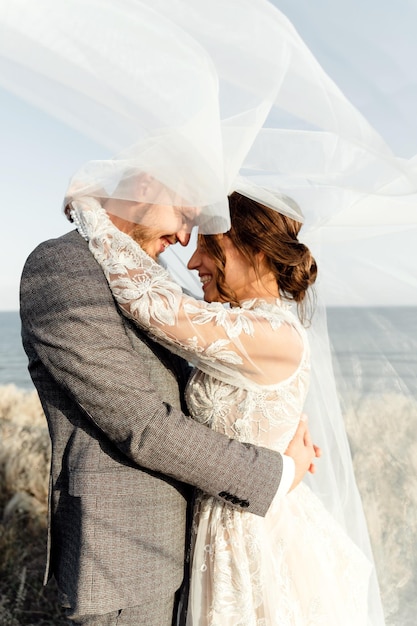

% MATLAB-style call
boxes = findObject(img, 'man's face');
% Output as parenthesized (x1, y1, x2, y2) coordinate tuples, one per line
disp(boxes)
(111, 202, 197, 259)
(105, 174, 200, 258)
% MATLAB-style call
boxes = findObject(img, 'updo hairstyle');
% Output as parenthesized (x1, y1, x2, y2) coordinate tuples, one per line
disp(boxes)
(199, 191, 317, 324)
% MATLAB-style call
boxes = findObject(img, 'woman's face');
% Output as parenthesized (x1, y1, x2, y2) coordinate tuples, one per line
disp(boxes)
(187, 235, 256, 303)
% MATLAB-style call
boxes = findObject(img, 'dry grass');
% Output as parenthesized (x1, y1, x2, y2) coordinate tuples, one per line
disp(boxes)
(343, 391, 417, 626)
(0, 384, 66, 625)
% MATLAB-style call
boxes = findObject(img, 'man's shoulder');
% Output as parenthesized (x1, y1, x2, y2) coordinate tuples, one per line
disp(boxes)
(20, 228, 110, 314)
(24, 230, 90, 268)
(30, 229, 84, 255)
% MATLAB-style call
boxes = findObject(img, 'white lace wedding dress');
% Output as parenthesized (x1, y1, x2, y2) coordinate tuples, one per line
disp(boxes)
(73, 200, 372, 626)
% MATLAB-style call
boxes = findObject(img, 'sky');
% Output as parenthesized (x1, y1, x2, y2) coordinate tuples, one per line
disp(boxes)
(1, 0, 417, 310)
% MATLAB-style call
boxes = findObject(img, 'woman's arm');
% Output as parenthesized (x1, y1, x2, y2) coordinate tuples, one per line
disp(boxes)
(72, 198, 305, 387)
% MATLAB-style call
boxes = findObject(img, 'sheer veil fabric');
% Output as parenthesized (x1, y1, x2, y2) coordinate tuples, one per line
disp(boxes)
(1, 0, 416, 623)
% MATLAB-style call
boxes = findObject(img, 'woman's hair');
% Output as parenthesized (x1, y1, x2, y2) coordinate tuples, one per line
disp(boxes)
(199, 191, 317, 323)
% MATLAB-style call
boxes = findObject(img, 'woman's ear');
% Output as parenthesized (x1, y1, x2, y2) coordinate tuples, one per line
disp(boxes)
(255, 250, 274, 280)
(255, 250, 267, 269)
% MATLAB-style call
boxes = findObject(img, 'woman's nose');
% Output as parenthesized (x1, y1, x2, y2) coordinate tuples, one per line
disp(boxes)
(187, 248, 200, 270)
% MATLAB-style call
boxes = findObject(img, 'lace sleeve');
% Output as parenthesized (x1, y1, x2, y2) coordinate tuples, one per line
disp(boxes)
(72, 199, 305, 387)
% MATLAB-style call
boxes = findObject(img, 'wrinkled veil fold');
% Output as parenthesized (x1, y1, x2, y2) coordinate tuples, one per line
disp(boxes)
(1, 0, 416, 623)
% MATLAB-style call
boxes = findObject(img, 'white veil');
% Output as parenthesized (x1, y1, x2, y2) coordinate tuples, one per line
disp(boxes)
(1, 1, 416, 623)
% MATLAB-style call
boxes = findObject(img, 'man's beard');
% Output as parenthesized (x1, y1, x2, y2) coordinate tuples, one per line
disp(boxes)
(129, 224, 157, 256)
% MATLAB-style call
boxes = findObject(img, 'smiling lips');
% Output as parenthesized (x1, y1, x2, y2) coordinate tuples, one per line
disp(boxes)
(200, 274, 212, 289)
(160, 237, 173, 252)
(160, 234, 180, 252)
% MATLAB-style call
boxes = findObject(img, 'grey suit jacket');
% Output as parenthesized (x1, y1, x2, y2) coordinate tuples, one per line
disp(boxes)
(20, 230, 283, 615)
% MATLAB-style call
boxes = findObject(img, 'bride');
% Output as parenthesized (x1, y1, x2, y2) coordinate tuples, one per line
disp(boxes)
(69, 185, 373, 625)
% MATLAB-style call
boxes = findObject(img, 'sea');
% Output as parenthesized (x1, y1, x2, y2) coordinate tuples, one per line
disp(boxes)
(0, 310, 33, 389)
(1, 307, 416, 396)
(326, 305, 417, 399)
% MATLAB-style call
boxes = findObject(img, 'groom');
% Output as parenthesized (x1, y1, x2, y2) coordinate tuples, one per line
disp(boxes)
(20, 185, 317, 626)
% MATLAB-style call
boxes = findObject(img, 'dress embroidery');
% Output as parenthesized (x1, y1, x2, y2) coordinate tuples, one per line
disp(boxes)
(73, 199, 372, 626)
